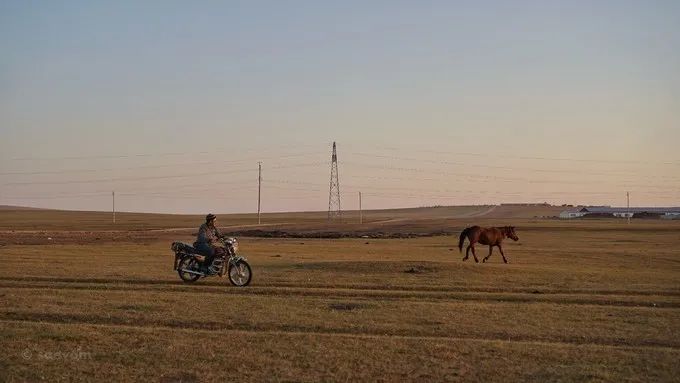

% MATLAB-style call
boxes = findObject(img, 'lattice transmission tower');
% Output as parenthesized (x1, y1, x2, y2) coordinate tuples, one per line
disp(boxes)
(327, 142, 341, 221)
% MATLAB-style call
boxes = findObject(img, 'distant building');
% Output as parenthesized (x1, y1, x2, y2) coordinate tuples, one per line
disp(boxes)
(559, 209, 587, 219)
(559, 206, 680, 219)
(661, 212, 680, 220)
(501, 203, 551, 207)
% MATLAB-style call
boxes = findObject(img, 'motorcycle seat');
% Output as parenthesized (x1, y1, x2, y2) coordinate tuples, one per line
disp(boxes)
(171, 242, 197, 254)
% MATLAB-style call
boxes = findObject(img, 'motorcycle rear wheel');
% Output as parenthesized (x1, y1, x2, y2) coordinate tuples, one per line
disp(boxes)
(228, 260, 252, 287)
(178, 257, 202, 283)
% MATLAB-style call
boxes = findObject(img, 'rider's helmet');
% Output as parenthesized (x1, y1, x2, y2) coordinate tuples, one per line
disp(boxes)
(206, 213, 217, 222)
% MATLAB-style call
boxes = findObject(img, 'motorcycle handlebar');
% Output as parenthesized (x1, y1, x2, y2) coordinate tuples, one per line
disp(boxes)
(219, 237, 238, 245)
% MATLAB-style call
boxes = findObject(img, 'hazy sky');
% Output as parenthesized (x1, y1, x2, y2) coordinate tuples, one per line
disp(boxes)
(1, 0, 679, 213)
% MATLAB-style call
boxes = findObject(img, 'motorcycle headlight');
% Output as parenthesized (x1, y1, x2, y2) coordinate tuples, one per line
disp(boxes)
(230, 238, 238, 252)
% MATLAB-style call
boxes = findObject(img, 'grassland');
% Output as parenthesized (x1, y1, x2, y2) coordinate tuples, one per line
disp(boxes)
(0, 207, 679, 382)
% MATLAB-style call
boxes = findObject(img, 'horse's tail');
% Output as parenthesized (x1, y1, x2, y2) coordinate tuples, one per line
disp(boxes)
(458, 227, 470, 253)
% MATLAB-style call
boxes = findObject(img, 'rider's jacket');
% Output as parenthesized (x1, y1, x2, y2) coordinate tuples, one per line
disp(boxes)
(196, 223, 222, 245)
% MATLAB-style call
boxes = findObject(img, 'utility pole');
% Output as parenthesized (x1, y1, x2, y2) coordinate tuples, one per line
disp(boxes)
(627, 191, 630, 225)
(359, 191, 362, 224)
(112, 191, 116, 224)
(258, 162, 262, 225)
(328, 142, 341, 221)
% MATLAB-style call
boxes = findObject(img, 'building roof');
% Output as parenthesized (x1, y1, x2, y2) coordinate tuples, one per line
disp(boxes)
(560, 208, 584, 214)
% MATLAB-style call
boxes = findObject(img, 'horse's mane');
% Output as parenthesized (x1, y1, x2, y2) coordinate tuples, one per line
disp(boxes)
(495, 226, 514, 235)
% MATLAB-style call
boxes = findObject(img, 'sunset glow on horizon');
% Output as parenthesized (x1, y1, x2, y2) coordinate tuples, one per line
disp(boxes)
(2, 1, 678, 213)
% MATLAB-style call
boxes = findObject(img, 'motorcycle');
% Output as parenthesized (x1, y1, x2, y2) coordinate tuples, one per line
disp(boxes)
(171, 237, 252, 286)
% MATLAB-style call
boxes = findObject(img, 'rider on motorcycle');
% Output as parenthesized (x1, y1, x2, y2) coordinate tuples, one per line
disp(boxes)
(195, 213, 226, 268)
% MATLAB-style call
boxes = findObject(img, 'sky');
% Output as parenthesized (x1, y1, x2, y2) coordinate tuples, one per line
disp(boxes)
(1, 0, 679, 213)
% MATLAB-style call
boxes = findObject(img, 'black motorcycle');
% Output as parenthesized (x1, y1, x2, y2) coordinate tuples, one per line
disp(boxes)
(171, 237, 252, 286)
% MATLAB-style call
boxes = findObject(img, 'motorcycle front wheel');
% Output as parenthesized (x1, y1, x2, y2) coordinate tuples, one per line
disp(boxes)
(228, 260, 252, 287)
(177, 257, 202, 283)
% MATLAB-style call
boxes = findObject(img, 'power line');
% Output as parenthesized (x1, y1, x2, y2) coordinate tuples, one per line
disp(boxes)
(1, 168, 255, 186)
(4, 183, 678, 205)
(6, 143, 323, 161)
(339, 161, 680, 188)
(3, 142, 678, 208)
(266, 184, 324, 193)
(263, 177, 680, 196)
(1, 161, 328, 186)
(344, 144, 680, 166)
(0, 161, 215, 176)
(0, 152, 326, 176)
(5, 187, 678, 201)
(4, 147, 676, 191)
(349, 152, 680, 180)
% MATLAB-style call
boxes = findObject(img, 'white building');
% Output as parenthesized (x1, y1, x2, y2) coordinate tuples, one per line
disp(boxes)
(559, 209, 587, 219)
(613, 212, 634, 218)
(559, 206, 680, 219)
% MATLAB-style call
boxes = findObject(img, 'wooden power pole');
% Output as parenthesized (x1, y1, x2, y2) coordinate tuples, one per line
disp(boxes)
(627, 191, 630, 225)
(359, 191, 362, 224)
(112, 191, 116, 224)
(258, 162, 262, 225)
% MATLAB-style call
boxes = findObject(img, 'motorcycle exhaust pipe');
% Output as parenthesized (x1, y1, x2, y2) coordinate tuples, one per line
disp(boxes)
(179, 269, 205, 276)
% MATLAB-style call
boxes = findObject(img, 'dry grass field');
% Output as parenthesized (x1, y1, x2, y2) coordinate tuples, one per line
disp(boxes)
(1, 206, 679, 382)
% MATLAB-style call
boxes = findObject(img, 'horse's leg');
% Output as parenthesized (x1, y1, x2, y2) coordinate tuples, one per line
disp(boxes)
(483, 245, 493, 263)
(498, 244, 509, 264)
(463, 245, 471, 261)
(470, 245, 479, 263)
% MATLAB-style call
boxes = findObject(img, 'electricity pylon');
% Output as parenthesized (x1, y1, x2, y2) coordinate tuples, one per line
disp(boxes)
(328, 142, 341, 221)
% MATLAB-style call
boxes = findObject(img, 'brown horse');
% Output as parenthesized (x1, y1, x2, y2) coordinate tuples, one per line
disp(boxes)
(458, 226, 518, 263)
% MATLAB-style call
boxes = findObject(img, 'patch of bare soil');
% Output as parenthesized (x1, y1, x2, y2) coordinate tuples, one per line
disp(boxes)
(404, 265, 438, 274)
(328, 302, 372, 311)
